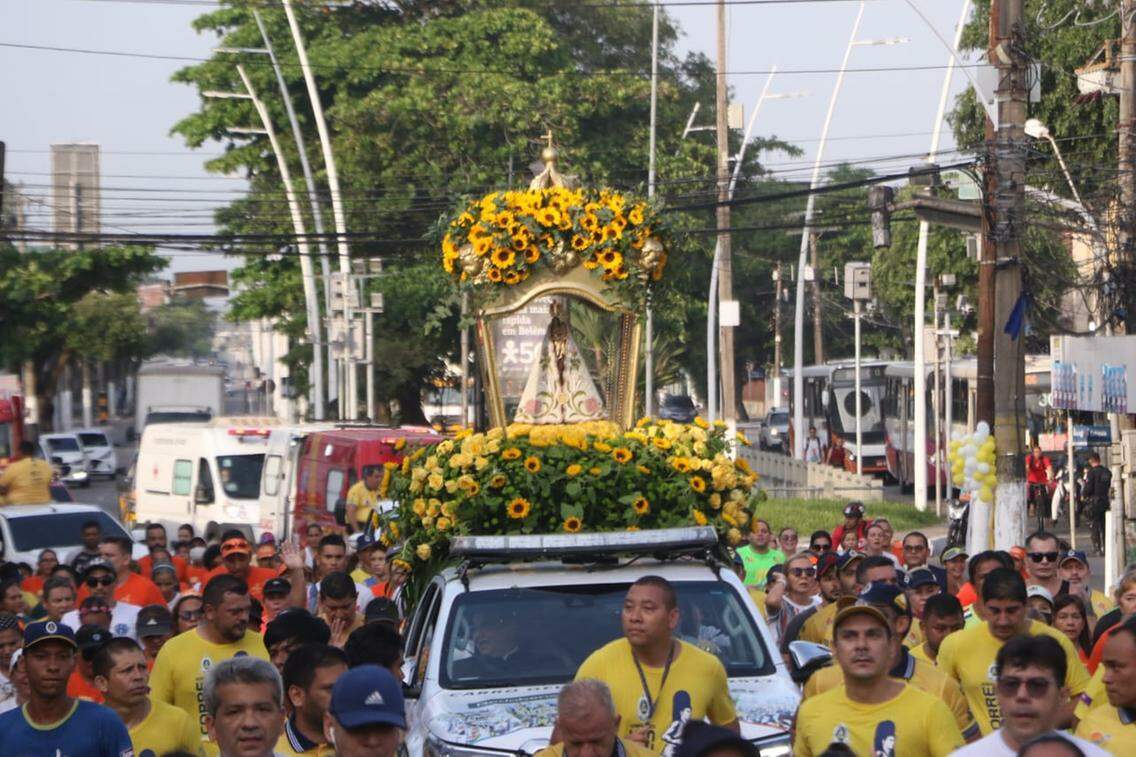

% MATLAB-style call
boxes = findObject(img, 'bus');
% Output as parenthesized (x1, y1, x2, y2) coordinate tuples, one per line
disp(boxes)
(783, 362, 890, 473)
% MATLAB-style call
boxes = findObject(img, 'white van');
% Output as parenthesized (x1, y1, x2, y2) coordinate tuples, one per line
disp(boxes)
(133, 418, 280, 540)
(73, 427, 119, 479)
(39, 433, 91, 487)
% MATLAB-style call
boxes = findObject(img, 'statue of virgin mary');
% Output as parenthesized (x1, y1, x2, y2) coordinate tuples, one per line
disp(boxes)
(513, 301, 605, 424)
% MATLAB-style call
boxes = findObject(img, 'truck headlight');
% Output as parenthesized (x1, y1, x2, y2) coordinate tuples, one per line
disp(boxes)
(755, 734, 792, 756)
(769, 428, 779, 436)
(425, 735, 510, 757)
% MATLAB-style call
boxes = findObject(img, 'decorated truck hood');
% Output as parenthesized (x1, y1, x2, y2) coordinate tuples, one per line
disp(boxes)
(421, 676, 798, 753)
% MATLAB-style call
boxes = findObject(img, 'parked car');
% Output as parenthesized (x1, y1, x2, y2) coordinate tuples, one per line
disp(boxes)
(658, 394, 699, 423)
(0, 503, 145, 566)
(759, 409, 790, 452)
(39, 433, 90, 488)
(73, 427, 118, 479)
(402, 527, 797, 755)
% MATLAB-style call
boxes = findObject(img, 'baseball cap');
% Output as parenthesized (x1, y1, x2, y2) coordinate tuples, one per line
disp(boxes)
(847, 581, 911, 618)
(263, 577, 291, 598)
(836, 550, 865, 572)
(264, 609, 330, 649)
(221, 538, 251, 557)
(816, 552, 839, 577)
(75, 623, 110, 660)
(940, 546, 969, 565)
(136, 605, 174, 638)
(256, 543, 277, 560)
(907, 567, 939, 590)
(355, 532, 381, 553)
(81, 557, 115, 578)
(24, 620, 77, 650)
(674, 720, 758, 757)
(843, 501, 865, 517)
(259, 532, 277, 545)
(150, 560, 177, 578)
(364, 597, 400, 627)
(1027, 585, 1055, 605)
(1060, 550, 1089, 568)
(329, 664, 406, 730)
(832, 601, 891, 634)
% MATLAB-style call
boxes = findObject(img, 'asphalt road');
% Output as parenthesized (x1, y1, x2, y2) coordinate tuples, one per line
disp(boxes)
(66, 442, 136, 524)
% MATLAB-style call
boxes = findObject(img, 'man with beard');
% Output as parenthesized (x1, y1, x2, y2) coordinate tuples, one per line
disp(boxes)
(93, 636, 203, 755)
(150, 574, 270, 746)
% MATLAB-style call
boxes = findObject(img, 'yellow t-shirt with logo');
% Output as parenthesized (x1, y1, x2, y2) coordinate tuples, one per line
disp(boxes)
(937, 619, 1090, 735)
(535, 738, 656, 757)
(0, 458, 54, 505)
(909, 641, 934, 665)
(130, 699, 204, 756)
(801, 651, 977, 738)
(345, 480, 379, 526)
(1089, 589, 1116, 620)
(903, 617, 924, 649)
(149, 627, 270, 741)
(799, 601, 838, 645)
(1076, 703, 1136, 753)
(1076, 665, 1107, 720)
(793, 682, 963, 757)
(575, 639, 736, 755)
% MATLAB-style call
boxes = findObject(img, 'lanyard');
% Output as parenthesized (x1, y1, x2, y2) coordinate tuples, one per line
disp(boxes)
(631, 641, 676, 723)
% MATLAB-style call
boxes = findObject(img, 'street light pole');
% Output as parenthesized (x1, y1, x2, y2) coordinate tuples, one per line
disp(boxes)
(646, 2, 659, 418)
(854, 299, 863, 476)
(793, 0, 866, 458)
(281, 0, 356, 419)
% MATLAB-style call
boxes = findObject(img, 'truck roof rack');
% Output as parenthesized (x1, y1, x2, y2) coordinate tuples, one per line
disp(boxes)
(449, 526, 719, 562)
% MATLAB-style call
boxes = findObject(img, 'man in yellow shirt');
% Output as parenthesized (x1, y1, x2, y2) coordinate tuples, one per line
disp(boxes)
(802, 582, 978, 740)
(1076, 618, 1136, 753)
(0, 441, 53, 505)
(93, 636, 203, 756)
(938, 568, 1090, 736)
(793, 602, 964, 756)
(910, 593, 965, 664)
(345, 466, 383, 533)
(537, 679, 654, 757)
(150, 574, 271, 744)
(317, 572, 365, 647)
(204, 656, 286, 757)
(574, 575, 738, 754)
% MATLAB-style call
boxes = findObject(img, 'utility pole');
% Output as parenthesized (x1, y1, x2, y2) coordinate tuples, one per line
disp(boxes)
(1121, 0, 1136, 322)
(810, 231, 824, 364)
(645, 2, 659, 418)
(714, 0, 736, 430)
(773, 264, 783, 404)
(988, 0, 1028, 549)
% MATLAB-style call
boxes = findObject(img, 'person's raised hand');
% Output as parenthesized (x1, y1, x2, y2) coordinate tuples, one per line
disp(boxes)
(281, 538, 304, 573)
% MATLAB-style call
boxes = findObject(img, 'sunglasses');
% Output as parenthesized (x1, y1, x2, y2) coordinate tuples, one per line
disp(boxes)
(178, 609, 204, 621)
(996, 675, 1054, 698)
(789, 567, 817, 578)
(812, 542, 832, 551)
(1028, 551, 1060, 563)
(85, 575, 115, 588)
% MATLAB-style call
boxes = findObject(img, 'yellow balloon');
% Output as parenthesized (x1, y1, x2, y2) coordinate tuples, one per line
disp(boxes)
(979, 486, 993, 502)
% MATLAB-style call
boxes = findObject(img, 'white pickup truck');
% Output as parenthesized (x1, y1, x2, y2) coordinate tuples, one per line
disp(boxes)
(401, 527, 797, 756)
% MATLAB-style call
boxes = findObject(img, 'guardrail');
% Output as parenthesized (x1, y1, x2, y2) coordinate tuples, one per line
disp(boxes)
(740, 447, 883, 502)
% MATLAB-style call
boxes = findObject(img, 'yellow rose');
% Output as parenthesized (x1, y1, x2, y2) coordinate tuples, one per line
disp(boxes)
(412, 499, 427, 516)
(416, 543, 432, 560)
(692, 509, 708, 526)
(436, 517, 451, 532)
(709, 493, 722, 509)
(444, 479, 460, 494)
(727, 528, 743, 546)
(474, 456, 490, 471)
(427, 473, 444, 491)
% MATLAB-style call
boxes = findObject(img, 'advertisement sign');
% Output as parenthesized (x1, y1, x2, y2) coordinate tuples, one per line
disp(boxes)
(1050, 335, 1136, 413)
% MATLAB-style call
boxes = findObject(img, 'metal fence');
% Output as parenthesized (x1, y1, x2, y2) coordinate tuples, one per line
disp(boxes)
(740, 447, 884, 502)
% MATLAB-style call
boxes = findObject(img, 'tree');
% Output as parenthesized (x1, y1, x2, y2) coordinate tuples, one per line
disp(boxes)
(145, 300, 218, 358)
(0, 243, 164, 430)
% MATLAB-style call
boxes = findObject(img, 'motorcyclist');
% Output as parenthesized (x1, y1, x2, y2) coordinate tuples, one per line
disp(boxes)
(1025, 445, 1052, 523)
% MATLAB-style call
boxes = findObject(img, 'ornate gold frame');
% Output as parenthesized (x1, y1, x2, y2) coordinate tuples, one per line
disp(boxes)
(474, 265, 641, 430)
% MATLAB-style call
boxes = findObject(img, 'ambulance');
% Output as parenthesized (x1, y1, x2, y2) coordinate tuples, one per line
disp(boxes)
(132, 417, 281, 540)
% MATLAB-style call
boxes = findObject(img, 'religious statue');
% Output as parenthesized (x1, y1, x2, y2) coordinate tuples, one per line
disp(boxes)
(514, 301, 605, 424)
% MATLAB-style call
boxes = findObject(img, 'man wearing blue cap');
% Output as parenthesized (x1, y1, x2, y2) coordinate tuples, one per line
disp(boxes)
(1058, 550, 1114, 620)
(0, 620, 132, 754)
(323, 664, 405, 756)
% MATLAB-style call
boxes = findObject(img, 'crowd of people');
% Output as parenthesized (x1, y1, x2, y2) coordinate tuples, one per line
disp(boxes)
(0, 490, 1133, 755)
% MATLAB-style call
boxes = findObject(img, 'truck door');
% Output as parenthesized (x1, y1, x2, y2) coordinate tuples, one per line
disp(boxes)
(193, 457, 216, 525)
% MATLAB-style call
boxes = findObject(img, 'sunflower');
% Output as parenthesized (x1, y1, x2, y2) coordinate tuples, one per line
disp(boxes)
(566, 464, 583, 477)
(524, 456, 542, 474)
(507, 497, 532, 519)
(486, 267, 503, 282)
(632, 497, 650, 515)
(488, 473, 508, 489)
(694, 416, 710, 429)
(652, 437, 672, 451)
(612, 448, 633, 464)
(524, 246, 540, 264)
(689, 476, 707, 493)
(628, 205, 645, 225)
(563, 516, 583, 533)
(637, 465, 651, 475)
(472, 236, 493, 257)
(598, 249, 621, 269)
(491, 248, 516, 269)
(503, 270, 521, 285)
(571, 234, 589, 251)
(593, 441, 613, 453)
(670, 457, 692, 473)
(691, 509, 708, 526)
(588, 466, 602, 476)
(536, 207, 560, 227)
(501, 447, 522, 461)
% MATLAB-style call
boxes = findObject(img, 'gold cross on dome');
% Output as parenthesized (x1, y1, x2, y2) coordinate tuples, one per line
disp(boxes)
(543, 129, 554, 150)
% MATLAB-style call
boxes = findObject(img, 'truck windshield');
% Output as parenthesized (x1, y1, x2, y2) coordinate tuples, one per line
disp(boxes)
(46, 437, 81, 452)
(769, 412, 788, 426)
(216, 454, 265, 499)
(7, 511, 127, 552)
(77, 433, 109, 448)
(145, 410, 212, 426)
(440, 581, 773, 689)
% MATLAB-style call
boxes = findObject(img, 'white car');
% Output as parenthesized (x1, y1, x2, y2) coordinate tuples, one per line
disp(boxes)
(0, 503, 146, 566)
(402, 528, 797, 756)
(39, 433, 91, 487)
(73, 428, 119, 479)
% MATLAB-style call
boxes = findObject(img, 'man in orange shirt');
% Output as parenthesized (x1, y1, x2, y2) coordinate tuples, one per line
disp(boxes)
(205, 533, 306, 610)
(67, 624, 110, 703)
(75, 536, 166, 608)
(137, 523, 189, 584)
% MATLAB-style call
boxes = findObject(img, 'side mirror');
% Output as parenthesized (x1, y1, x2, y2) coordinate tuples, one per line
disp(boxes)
(787, 640, 833, 685)
(402, 683, 421, 700)
(195, 485, 213, 504)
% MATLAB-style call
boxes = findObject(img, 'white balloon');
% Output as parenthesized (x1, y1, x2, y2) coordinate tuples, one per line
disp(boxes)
(976, 462, 990, 475)
(976, 421, 991, 437)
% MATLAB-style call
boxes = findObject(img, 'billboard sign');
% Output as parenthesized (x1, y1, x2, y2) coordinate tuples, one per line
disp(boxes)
(1050, 335, 1136, 413)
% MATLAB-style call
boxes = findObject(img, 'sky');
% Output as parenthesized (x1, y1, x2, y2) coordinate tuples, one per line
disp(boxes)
(1, 0, 974, 276)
